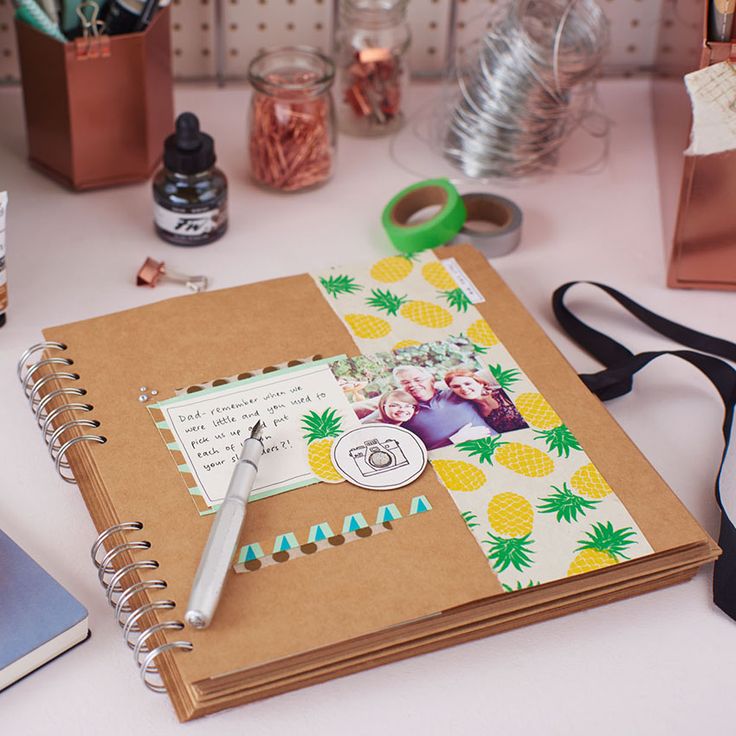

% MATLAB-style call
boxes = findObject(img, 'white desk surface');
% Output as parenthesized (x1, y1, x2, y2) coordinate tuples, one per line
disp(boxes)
(0, 78, 734, 735)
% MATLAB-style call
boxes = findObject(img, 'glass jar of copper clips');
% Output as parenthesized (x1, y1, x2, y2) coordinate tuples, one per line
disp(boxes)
(247, 46, 336, 193)
(335, 0, 411, 137)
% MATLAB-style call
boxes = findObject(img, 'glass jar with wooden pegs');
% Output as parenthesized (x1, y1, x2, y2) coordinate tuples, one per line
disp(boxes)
(247, 46, 337, 193)
(335, 0, 411, 137)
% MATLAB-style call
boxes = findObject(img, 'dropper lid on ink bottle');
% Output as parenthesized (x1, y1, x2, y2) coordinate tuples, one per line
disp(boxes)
(164, 112, 216, 176)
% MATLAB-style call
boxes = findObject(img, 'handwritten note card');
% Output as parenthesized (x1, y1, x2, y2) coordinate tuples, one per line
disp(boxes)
(151, 360, 358, 511)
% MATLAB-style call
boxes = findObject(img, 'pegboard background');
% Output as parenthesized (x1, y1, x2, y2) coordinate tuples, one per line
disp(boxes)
(0, 0, 704, 83)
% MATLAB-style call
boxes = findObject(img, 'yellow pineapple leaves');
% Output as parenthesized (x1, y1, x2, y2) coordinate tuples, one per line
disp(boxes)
(487, 492, 534, 537)
(399, 301, 453, 329)
(370, 256, 414, 283)
(344, 313, 392, 339)
(432, 459, 486, 492)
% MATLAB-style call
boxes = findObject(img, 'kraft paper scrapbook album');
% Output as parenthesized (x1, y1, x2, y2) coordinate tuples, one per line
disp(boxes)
(19, 244, 718, 721)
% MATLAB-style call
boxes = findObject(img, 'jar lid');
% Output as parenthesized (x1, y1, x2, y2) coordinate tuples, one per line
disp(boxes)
(163, 113, 216, 176)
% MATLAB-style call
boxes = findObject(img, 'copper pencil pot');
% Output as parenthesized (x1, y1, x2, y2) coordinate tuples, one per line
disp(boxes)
(247, 47, 337, 193)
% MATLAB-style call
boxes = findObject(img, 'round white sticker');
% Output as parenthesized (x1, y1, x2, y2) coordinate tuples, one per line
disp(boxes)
(330, 424, 428, 491)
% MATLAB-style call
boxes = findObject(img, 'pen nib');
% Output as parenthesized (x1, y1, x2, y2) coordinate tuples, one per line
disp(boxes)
(250, 421, 264, 441)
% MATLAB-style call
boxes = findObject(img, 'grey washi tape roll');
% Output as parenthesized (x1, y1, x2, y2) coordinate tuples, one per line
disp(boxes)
(450, 193, 523, 257)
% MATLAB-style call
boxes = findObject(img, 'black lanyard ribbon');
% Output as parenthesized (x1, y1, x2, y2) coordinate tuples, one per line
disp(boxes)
(552, 282, 736, 619)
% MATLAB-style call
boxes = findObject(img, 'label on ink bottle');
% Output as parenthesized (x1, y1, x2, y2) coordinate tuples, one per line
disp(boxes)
(154, 200, 228, 246)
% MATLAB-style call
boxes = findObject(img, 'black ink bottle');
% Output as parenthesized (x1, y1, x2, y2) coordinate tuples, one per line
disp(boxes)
(153, 112, 228, 247)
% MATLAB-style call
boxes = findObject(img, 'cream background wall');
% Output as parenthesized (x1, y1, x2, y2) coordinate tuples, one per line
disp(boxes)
(0, 0, 704, 83)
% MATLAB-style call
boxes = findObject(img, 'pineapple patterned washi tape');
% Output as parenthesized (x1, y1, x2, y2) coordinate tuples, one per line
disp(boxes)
(313, 252, 482, 353)
(431, 434, 653, 589)
(312, 253, 654, 590)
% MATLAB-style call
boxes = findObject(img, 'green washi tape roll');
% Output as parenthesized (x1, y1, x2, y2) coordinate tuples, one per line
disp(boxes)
(381, 179, 467, 255)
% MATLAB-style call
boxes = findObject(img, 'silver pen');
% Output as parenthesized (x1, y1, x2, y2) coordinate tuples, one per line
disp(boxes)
(185, 420, 264, 629)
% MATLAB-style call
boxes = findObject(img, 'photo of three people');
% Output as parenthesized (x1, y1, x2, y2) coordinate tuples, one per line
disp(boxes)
(332, 339, 527, 450)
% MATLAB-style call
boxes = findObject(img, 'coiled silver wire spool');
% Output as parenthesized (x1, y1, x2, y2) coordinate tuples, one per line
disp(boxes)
(443, 0, 609, 178)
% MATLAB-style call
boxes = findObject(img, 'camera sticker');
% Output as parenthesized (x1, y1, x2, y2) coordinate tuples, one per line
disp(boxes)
(330, 424, 428, 491)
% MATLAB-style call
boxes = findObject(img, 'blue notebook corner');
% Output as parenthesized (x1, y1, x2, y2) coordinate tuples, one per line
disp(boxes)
(0, 529, 89, 689)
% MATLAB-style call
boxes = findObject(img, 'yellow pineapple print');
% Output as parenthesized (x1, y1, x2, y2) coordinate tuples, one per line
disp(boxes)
(567, 549, 617, 576)
(307, 439, 342, 483)
(432, 459, 486, 492)
(345, 313, 392, 339)
(370, 256, 414, 283)
(484, 492, 535, 574)
(487, 492, 534, 537)
(515, 393, 561, 430)
(456, 436, 554, 477)
(466, 319, 498, 347)
(421, 262, 457, 290)
(302, 408, 344, 484)
(567, 522, 636, 577)
(399, 301, 453, 329)
(393, 339, 422, 350)
(495, 442, 554, 477)
(516, 392, 583, 458)
(570, 463, 612, 499)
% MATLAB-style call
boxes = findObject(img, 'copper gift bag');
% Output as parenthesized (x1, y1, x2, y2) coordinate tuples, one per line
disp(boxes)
(14, 7, 174, 191)
(667, 3, 736, 291)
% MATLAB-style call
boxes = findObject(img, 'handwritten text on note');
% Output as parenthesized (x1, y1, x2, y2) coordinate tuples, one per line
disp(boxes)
(154, 361, 357, 507)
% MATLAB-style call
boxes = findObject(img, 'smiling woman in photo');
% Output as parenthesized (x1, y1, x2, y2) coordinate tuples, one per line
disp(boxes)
(444, 367, 528, 434)
(377, 389, 418, 425)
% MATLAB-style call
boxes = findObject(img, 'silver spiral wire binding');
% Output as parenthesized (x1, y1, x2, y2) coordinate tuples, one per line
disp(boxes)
(28, 371, 80, 410)
(90, 522, 144, 569)
(133, 622, 184, 664)
(105, 560, 160, 607)
(42, 403, 94, 443)
(87, 522, 193, 694)
(17, 341, 67, 382)
(139, 642, 193, 693)
(122, 600, 176, 649)
(115, 580, 168, 625)
(22, 357, 74, 397)
(55, 434, 107, 483)
(35, 387, 87, 428)
(48, 419, 101, 468)
(97, 540, 152, 587)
